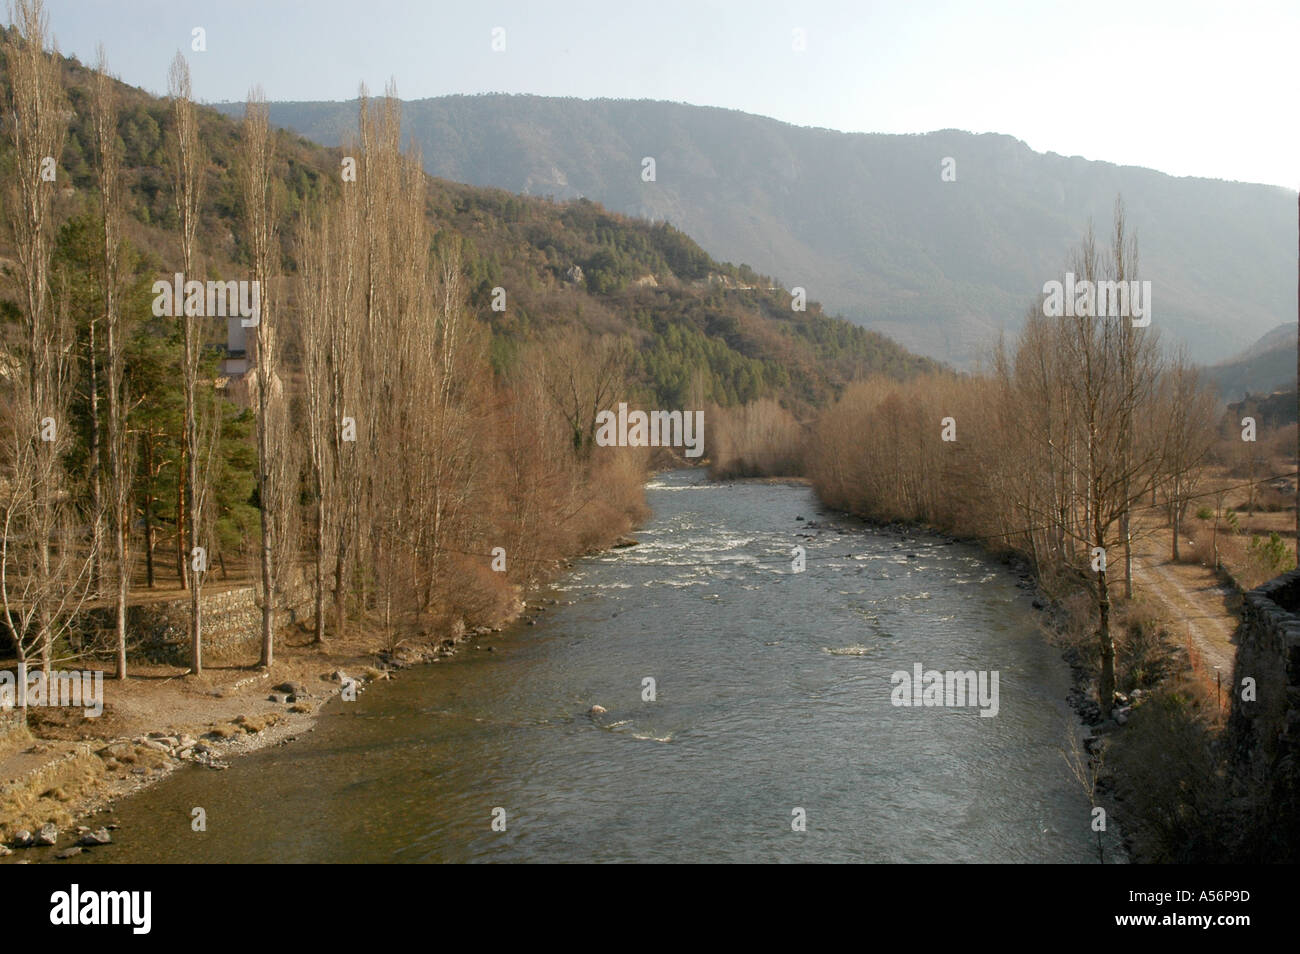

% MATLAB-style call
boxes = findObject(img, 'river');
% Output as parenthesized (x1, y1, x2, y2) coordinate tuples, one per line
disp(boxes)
(77, 470, 1120, 863)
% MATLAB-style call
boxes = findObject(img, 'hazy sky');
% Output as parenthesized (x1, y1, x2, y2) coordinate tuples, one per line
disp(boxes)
(43, 0, 1299, 190)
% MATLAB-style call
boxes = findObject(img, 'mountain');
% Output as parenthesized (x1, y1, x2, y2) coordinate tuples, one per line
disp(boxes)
(31, 54, 937, 416)
(1206, 323, 1297, 402)
(216, 94, 1297, 367)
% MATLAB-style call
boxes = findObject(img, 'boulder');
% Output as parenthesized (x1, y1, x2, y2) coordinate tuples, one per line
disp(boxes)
(78, 828, 112, 846)
(11, 830, 33, 848)
(589, 704, 608, 715)
(98, 740, 135, 760)
(36, 824, 58, 847)
(54, 847, 82, 860)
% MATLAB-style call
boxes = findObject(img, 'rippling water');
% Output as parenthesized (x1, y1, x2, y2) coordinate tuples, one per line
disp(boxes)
(78, 470, 1119, 863)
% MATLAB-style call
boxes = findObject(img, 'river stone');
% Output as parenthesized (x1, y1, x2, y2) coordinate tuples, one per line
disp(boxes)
(11, 830, 32, 848)
(55, 847, 82, 860)
(98, 740, 134, 760)
(589, 705, 607, 715)
(140, 739, 171, 754)
(35, 824, 58, 846)
(0, 845, 11, 856)
(78, 828, 111, 846)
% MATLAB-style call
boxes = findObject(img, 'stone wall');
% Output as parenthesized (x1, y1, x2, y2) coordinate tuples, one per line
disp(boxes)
(0, 706, 24, 743)
(129, 578, 320, 666)
(1227, 568, 1300, 852)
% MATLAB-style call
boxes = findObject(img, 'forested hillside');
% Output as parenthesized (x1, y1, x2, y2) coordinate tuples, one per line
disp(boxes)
(35, 48, 937, 415)
(238, 93, 1297, 367)
(0, 13, 937, 681)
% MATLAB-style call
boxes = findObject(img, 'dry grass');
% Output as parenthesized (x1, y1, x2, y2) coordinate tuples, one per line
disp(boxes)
(1106, 676, 1231, 862)
(232, 712, 280, 734)
(0, 745, 106, 841)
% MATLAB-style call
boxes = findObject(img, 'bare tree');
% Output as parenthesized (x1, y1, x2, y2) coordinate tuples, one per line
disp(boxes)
(1156, 351, 1217, 562)
(167, 52, 208, 674)
(539, 329, 631, 458)
(0, 0, 95, 685)
(239, 88, 284, 668)
(90, 44, 135, 679)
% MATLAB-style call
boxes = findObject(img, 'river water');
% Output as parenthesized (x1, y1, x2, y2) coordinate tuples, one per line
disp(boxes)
(78, 470, 1119, 863)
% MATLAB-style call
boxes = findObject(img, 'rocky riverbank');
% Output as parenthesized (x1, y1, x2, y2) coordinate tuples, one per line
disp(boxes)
(0, 605, 560, 863)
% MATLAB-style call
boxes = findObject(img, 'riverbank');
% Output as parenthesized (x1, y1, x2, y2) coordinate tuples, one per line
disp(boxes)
(0, 583, 591, 862)
(805, 500, 1235, 863)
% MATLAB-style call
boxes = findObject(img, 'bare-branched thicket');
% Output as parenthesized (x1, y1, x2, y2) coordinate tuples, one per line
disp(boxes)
(808, 203, 1220, 718)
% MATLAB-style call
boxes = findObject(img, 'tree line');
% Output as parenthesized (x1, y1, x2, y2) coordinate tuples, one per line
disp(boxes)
(0, 0, 648, 681)
(804, 201, 1223, 719)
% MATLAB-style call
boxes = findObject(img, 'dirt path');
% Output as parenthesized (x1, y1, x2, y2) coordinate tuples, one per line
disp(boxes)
(1128, 526, 1238, 680)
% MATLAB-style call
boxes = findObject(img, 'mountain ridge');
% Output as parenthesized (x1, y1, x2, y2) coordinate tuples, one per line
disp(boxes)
(217, 93, 1296, 367)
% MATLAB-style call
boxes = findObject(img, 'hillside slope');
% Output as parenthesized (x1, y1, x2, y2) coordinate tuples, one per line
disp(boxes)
(1206, 323, 1297, 401)
(224, 94, 1297, 366)
(11, 50, 939, 414)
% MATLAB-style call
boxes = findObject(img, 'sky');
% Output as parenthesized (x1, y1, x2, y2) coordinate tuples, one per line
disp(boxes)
(42, 0, 1300, 190)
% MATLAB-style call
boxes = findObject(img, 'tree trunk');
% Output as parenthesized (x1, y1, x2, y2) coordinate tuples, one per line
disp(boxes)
(314, 492, 325, 644)
(143, 443, 156, 589)
(175, 451, 187, 590)
(333, 544, 347, 641)
(114, 514, 128, 679)
(1097, 566, 1116, 719)
(1171, 500, 1181, 563)
(87, 319, 103, 595)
